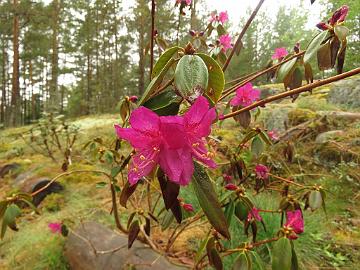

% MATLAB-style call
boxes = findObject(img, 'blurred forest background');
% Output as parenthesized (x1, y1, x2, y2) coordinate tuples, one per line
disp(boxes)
(0, 0, 358, 127)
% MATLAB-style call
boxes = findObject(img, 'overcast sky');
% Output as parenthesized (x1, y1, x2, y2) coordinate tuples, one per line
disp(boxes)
(206, 0, 324, 29)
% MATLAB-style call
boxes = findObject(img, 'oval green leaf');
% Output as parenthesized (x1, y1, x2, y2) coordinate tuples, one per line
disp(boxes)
(272, 237, 292, 270)
(334, 25, 349, 42)
(277, 57, 297, 83)
(309, 190, 323, 210)
(233, 252, 252, 270)
(174, 55, 209, 102)
(138, 58, 177, 105)
(192, 162, 230, 239)
(143, 90, 182, 116)
(152, 46, 182, 78)
(196, 53, 225, 103)
(304, 30, 329, 63)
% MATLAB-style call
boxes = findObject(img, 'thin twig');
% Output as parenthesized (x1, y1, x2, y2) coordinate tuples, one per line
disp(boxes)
(220, 67, 360, 120)
(222, 0, 265, 72)
(149, 0, 156, 79)
(220, 51, 305, 101)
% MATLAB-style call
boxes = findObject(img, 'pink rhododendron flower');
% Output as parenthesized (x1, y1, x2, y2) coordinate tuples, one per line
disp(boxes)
(176, 0, 192, 5)
(230, 83, 260, 107)
(271, 47, 288, 60)
(268, 130, 279, 141)
(219, 34, 232, 52)
(284, 210, 304, 239)
(225, 183, 238, 191)
(255, 164, 269, 180)
(183, 96, 217, 170)
(115, 96, 216, 186)
(209, 11, 228, 24)
(182, 203, 194, 212)
(247, 207, 262, 222)
(218, 11, 229, 24)
(48, 222, 62, 234)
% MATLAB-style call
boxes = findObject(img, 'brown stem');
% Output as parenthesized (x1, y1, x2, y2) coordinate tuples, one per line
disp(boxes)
(149, 0, 155, 79)
(269, 173, 305, 188)
(222, 0, 265, 72)
(220, 67, 360, 120)
(110, 182, 127, 233)
(220, 51, 305, 101)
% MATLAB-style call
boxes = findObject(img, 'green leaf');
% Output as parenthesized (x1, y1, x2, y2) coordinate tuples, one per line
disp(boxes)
(235, 200, 250, 222)
(143, 90, 181, 116)
(224, 201, 235, 226)
(233, 252, 252, 270)
(192, 162, 230, 239)
(161, 210, 175, 231)
(217, 24, 227, 36)
(196, 53, 225, 103)
(309, 190, 322, 210)
(0, 201, 8, 220)
(277, 57, 297, 83)
(195, 236, 210, 263)
(152, 46, 181, 78)
(291, 244, 299, 270)
(111, 166, 122, 178)
(96, 182, 107, 188)
(272, 237, 292, 270)
(1, 204, 21, 239)
(174, 55, 209, 101)
(251, 135, 264, 158)
(138, 58, 177, 105)
(304, 30, 329, 63)
(334, 25, 349, 42)
(250, 251, 265, 270)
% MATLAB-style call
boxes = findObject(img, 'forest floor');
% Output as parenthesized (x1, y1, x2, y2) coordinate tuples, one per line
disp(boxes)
(0, 80, 359, 269)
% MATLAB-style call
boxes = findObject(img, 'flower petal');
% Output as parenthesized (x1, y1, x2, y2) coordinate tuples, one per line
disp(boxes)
(160, 116, 187, 149)
(159, 147, 194, 186)
(128, 148, 159, 185)
(184, 96, 216, 137)
(129, 106, 160, 135)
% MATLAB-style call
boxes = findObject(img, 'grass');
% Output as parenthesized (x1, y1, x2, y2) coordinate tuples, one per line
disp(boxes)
(1, 80, 360, 269)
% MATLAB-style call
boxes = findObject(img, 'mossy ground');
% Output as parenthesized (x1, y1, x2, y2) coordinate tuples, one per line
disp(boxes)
(0, 81, 359, 269)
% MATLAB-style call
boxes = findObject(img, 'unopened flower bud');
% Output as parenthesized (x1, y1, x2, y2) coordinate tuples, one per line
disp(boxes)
(225, 183, 238, 191)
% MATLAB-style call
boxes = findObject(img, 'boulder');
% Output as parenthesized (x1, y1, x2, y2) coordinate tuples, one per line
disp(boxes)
(31, 179, 64, 206)
(327, 77, 360, 108)
(64, 222, 188, 270)
(315, 130, 345, 144)
(0, 163, 20, 178)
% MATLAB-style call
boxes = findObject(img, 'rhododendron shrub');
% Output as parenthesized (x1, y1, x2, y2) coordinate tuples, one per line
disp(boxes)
(0, 2, 358, 270)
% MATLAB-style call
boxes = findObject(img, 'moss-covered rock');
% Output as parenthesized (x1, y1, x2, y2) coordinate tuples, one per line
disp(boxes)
(288, 108, 318, 126)
(327, 77, 360, 109)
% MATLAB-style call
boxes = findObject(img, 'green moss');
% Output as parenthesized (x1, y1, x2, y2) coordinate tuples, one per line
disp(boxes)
(288, 108, 318, 126)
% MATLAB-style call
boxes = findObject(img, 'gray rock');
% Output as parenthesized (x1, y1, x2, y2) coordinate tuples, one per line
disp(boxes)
(64, 221, 188, 270)
(0, 163, 20, 178)
(31, 179, 64, 206)
(315, 130, 344, 144)
(327, 78, 360, 108)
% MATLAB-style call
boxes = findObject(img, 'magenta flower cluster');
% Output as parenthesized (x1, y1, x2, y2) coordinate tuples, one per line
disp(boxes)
(115, 97, 216, 186)
(271, 47, 288, 60)
(176, 0, 192, 6)
(209, 11, 229, 24)
(230, 82, 260, 107)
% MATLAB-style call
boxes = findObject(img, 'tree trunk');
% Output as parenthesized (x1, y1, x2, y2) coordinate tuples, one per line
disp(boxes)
(8, 0, 21, 127)
(138, 15, 145, 95)
(50, 0, 60, 113)
(1, 41, 7, 124)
